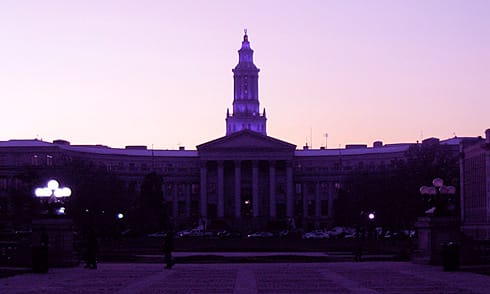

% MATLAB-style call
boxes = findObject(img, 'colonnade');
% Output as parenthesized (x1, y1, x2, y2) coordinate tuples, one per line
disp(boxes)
(164, 160, 337, 224)
(199, 160, 294, 219)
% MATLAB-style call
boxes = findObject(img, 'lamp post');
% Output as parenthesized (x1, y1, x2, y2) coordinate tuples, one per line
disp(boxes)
(32, 179, 76, 268)
(355, 211, 375, 261)
(34, 179, 72, 216)
(415, 178, 460, 267)
(419, 178, 456, 217)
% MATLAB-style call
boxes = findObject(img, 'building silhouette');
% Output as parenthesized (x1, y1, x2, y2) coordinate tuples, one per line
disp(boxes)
(460, 129, 490, 240)
(0, 32, 486, 233)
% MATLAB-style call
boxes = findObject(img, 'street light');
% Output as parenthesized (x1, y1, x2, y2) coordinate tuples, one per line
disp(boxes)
(419, 178, 456, 216)
(34, 179, 72, 215)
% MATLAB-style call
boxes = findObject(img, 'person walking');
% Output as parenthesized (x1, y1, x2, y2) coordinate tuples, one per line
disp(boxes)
(39, 226, 49, 273)
(86, 229, 98, 269)
(163, 230, 174, 269)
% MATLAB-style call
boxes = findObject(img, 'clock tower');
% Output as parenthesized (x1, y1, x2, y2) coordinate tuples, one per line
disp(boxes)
(226, 30, 267, 136)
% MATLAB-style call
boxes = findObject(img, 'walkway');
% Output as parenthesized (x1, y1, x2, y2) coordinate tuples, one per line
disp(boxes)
(1, 262, 489, 293)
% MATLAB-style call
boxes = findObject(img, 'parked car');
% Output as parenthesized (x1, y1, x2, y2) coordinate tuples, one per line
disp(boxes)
(247, 232, 274, 238)
(302, 230, 330, 239)
(147, 231, 167, 238)
(217, 230, 242, 239)
(277, 230, 289, 237)
(327, 227, 347, 238)
(177, 228, 204, 238)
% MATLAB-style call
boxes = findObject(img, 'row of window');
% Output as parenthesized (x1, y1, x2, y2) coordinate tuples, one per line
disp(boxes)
(31, 155, 54, 166)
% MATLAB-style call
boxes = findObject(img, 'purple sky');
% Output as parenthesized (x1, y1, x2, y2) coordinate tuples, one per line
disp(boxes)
(1, 1, 489, 149)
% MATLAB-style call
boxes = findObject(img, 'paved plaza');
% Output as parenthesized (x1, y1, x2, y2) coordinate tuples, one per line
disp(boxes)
(1, 262, 489, 293)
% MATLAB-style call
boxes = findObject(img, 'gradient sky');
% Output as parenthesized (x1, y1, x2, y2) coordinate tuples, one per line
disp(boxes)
(1, 0, 489, 150)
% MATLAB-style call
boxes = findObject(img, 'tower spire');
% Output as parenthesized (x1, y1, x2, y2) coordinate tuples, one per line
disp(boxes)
(226, 31, 267, 136)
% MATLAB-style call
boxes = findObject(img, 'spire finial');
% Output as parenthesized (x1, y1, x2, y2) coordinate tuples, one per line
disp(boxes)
(243, 28, 249, 42)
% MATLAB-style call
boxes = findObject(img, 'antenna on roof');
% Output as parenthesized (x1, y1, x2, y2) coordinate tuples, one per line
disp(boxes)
(310, 127, 313, 149)
(151, 144, 155, 171)
(324, 132, 328, 149)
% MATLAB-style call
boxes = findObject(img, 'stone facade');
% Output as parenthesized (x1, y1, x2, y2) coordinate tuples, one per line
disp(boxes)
(460, 129, 490, 240)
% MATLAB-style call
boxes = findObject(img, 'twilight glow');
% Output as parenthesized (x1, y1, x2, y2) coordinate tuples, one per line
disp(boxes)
(1, 0, 489, 149)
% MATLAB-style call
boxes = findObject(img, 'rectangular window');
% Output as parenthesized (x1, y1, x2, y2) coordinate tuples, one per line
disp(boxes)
(307, 200, 315, 216)
(190, 200, 199, 217)
(276, 183, 285, 195)
(0, 178, 7, 190)
(277, 203, 286, 218)
(166, 183, 173, 194)
(46, 155, 53, 166)
(321, 182, 328, 193)
(295, 183, 302, 194)
(32, 155, 39, 166)
(307, 183, 315, 194)
(191, 183, 199, 195)
(177, 184, 184, 196)
(294, 200, 303, 216)
(321, 200, 329, 215)
(208, 204, 217, 218)
(178, 201, 185, 216)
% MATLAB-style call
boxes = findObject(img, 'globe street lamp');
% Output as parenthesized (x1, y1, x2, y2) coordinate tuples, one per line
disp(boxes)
(419, 178, 456, 216)
(34, 179, 72, 216)
(32, 179, 75, 268)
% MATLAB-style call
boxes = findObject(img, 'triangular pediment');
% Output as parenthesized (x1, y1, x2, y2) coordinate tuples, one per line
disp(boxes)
(197, 130, 296, 154)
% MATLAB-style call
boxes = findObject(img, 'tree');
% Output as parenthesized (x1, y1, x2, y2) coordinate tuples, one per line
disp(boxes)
(334, 139, 460, 230)
(63, 159, 129, 235)
(138, 172, 166, 233)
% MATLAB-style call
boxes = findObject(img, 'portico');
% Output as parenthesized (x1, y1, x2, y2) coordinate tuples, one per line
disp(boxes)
(197, 130, 296, 226)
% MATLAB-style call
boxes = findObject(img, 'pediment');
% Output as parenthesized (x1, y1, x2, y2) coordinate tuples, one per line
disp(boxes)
(197, 130, 296, 154)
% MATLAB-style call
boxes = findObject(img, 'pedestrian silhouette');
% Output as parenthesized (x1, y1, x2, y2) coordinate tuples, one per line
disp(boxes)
(354, 225, 363, 262)
(86, 229, 98, 269)
(163, 230, 174, 269)
(38, 226, 49, 273)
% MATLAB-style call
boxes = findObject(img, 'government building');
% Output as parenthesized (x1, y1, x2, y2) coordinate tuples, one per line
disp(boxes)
(0, 32, 485, 234)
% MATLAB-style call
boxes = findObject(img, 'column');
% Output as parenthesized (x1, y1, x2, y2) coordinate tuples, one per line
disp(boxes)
(200, 162, 207, 218)
(269, 161, 276, 218)
(217, 160, 225, 218)
(252, 160, 259, 217)
(315, 182, 321, 217)
(185, 183, 191, 217)
(286, 161, 294, 218)
(234, 160, 241, 218)
(172, 182, 178, 218)
(328, 182, 335, 218)
(302, 183, 308, 218)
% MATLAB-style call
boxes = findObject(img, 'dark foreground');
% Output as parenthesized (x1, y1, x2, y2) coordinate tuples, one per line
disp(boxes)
(1, 261, 489, 293)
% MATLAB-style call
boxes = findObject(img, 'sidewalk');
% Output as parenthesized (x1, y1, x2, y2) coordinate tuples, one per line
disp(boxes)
(1, 262, 489, 293)
(134, 251, 395, 263)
